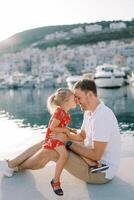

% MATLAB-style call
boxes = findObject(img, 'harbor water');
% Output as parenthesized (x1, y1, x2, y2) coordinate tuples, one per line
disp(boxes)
(0, 85, 134, 159)
(0, 85, 134, 133)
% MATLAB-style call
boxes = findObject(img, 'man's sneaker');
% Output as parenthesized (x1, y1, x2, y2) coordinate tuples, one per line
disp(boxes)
(90, 164, 109, 173)
(0, 160, 14, 177)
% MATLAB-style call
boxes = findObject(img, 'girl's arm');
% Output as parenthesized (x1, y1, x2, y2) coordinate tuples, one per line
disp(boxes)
(50, 118, 70, 135)
(66, 129, 86, 142)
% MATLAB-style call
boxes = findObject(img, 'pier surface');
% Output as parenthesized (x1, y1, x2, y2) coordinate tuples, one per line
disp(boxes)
(0, 118, 134, 200)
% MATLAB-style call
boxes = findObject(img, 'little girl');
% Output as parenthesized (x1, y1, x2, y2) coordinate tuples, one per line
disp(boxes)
(43, 88, 76, 196)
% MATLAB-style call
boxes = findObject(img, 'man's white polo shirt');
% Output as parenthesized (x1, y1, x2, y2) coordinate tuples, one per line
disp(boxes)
(81, 102, 121, 179)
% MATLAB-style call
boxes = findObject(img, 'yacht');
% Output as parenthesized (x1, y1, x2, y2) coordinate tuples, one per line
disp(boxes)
(94, 64, 125, 88)
(66, 75, 83, 89)
(129, 71, 134, 87)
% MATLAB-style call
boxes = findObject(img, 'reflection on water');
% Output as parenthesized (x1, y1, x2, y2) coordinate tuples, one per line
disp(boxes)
(0, 89, 53, 126)
(98, 86, 134, 132)
(0, 86, 134, 133)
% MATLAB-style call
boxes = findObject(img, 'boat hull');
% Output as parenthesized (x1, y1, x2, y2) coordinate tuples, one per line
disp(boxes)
(94, 76, 124, 88)
(129, 79, 134, 87)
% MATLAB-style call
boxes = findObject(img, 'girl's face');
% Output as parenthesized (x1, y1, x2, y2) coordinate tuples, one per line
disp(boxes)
(67, 94, 76, 109)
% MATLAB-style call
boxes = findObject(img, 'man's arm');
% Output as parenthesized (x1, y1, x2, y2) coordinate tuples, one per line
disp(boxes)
(69, 140, 108, 161)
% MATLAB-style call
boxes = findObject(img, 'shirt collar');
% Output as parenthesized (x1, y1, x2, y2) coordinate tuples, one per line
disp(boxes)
(87, 101, 104, 118)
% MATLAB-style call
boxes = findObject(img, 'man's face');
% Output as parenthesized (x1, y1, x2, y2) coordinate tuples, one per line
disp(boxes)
(74, 88, 89, 110)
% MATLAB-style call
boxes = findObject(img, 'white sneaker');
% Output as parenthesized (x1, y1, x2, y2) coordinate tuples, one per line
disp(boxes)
(0, 160, 14, 177)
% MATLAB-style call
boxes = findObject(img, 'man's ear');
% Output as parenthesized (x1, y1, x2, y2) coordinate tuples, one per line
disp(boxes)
(87, 91, 94, 101)
(87, 91, 92, 98)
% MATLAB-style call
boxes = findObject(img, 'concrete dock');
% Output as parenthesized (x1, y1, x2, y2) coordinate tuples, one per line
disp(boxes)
(0, 118, 134, 200)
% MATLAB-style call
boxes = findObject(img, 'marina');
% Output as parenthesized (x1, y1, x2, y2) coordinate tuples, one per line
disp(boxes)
(0, 65, 134, 90)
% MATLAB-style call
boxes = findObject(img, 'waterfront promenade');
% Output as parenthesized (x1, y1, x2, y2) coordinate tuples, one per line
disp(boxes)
(0, 118, 134, 200)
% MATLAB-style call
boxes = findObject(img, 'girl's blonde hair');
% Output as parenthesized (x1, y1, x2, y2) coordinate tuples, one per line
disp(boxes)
(47, 88, 73, 114)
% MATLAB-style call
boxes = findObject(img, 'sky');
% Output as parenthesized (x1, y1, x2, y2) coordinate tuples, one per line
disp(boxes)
(0, 0, 134, 42)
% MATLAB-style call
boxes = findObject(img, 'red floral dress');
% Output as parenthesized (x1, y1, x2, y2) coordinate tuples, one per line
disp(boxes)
(43, 107, 71, 150)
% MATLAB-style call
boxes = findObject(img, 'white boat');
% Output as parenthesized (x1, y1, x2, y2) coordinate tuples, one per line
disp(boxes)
(0, 82, 8, 89)
(128, 71, 134, 87)
(34, 72, 55, 88)
(66, 75, 83, 89)
(21, 76, 34, 88)
(0, 76, 8, 89)
(94, 64, 125, 88)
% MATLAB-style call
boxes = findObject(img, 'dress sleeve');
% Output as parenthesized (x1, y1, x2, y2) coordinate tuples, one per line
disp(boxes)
(53, 107, 65, 121)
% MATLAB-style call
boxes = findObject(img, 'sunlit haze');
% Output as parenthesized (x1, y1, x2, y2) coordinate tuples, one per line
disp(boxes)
(0, 0, 134, 41)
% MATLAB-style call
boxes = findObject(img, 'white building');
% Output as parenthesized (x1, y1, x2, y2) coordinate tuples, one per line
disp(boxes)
(85, 24, 102, 33)
(45, 31, 67, 40)
(110, 22, 127, 30)
(84, 55, 97, 72)
(96, 50, 114, 66)
(97, 41, 106, 49)
(110, 40, 119, 48)
(113, 55, 127, 68)
(121, 46, 134, 56)
(71, 27, 84, 34)
(127, 56, 134, 68)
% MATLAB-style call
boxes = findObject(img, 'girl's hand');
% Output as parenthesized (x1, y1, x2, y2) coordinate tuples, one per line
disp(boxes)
(64, 128, 71, 136)
(49, 132, 69, 142)
(68, 128, 77, 134)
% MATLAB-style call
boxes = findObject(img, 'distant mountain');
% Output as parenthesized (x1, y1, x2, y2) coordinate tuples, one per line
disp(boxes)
(0, 24, 83, 54)
(0, 20, 134, 55)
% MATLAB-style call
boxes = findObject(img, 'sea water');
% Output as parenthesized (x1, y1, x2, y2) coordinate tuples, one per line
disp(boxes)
(0, 85, 134, 157)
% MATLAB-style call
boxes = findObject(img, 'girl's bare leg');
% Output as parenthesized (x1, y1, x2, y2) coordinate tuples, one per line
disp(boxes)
(8, 140, 44, 168)
(53, 146, 68, 182)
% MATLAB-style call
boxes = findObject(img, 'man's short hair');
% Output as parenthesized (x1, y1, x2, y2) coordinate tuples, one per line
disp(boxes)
(74, 79, 97, 96)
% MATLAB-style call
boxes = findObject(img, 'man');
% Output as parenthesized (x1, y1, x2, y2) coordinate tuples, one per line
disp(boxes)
(0, 79, 121, 184)
(65, 79, 121, 182)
